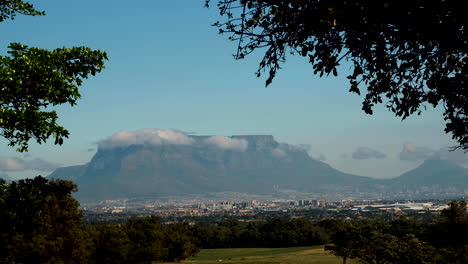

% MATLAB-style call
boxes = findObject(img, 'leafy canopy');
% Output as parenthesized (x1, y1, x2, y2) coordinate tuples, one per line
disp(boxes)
(325, 224, 437, 264)
(0, 176, 90, 264)
(207, 0, 468, 150)
(1, 1, 107, 151)
(0, 0, 44, 22)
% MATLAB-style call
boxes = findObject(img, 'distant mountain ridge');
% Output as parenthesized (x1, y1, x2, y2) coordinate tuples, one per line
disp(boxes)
(390, 157, 468, 188)
(48, 135, 468, 201)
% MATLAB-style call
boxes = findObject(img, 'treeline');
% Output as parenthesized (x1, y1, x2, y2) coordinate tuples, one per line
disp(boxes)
(193, 218, 328, 248)
(0, 177, 198, 264)
(90, 217, 198, 264)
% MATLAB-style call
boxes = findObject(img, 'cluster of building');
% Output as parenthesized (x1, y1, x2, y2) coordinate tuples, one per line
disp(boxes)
(82, 197, 461, 218)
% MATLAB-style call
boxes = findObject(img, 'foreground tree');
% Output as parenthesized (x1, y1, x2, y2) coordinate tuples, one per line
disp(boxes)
(394, 234, 437, 264)
(1, 1, 107, 151)
(325, 224, 361, 264)
(434, 200, 468, 263)
(165, 223, 200, 262)
(208, 0, 468, 150)
(91, 224, 131, 264)
(0, 177, 90, 263)
(326, 223, 439, 264)
(442, 200, 467, 226)
(125, 216, 168, 263)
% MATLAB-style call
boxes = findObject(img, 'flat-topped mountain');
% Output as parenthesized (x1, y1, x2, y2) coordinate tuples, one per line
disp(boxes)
(49, 133, 373, 201)
(49, 130, 468, 201)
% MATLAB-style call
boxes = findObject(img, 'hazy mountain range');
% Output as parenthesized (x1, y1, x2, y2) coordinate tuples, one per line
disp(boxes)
(48, 135, 468, 201)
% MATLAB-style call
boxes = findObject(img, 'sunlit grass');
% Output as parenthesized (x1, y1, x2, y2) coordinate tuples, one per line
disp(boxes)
(178, 246, 360, 264)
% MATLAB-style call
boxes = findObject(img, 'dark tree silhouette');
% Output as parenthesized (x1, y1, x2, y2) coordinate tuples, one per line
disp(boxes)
(325, 224, 361, 264)
(0, 177, 90, 263)
(208, 0, 468, 150)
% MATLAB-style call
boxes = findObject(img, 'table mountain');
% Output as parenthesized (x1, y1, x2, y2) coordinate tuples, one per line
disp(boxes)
(49, 135, 373, 200)
(49, 134, 468, 201)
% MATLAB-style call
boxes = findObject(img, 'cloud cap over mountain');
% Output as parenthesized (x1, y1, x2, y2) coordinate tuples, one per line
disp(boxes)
(98, 129, 251, 151)
(203, 136, 248, 151)
(398, 144, 468, 166)
(399, 143, 434, 161)
(434, 147, 468, 166)
(98, 129, 194, 149)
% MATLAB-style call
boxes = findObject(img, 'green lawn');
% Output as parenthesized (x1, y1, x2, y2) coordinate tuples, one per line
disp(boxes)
(181, 246, 359, 264)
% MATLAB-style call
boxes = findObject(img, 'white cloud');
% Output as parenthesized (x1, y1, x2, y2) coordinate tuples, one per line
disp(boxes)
(352, 147, 387, 160)
(99, 129, 194, 149)
(203, 136, 248, 151)
(0, 157, 59, 172)
(398, 143, 434, 161)
(398, 144, 468, 166)
(435, 147, 468, 165)
(271, 143, 307, 159)
(23, 158, 61, 172)
(297, 144, 311, 152)
(0, 157, 23, 171)
(272, 147, 287, 158)
(317, 153, 327, 161)
(99, 129, 252, 151)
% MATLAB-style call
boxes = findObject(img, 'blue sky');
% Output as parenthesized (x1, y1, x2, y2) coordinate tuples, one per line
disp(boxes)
(0, 0, 463, 180)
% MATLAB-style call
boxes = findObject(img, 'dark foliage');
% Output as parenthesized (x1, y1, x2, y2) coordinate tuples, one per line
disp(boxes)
(89, 216, 199, 264)
(325, 200, 468, 264)
(0, 177, 90, 264)
(208, 0, 468, 150)
(0, 177, 200, 264)
(193, 217, 328, 248)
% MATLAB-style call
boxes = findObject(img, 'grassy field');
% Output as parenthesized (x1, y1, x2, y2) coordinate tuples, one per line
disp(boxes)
(182, 246, 360, 264)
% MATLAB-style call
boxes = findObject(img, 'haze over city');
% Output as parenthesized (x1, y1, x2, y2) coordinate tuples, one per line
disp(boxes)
(1, 0, 466, 181)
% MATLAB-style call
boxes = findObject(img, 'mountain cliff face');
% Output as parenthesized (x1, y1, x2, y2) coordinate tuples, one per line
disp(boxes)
(49, 134, 468, 201)
(49, 135, 372, 200)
